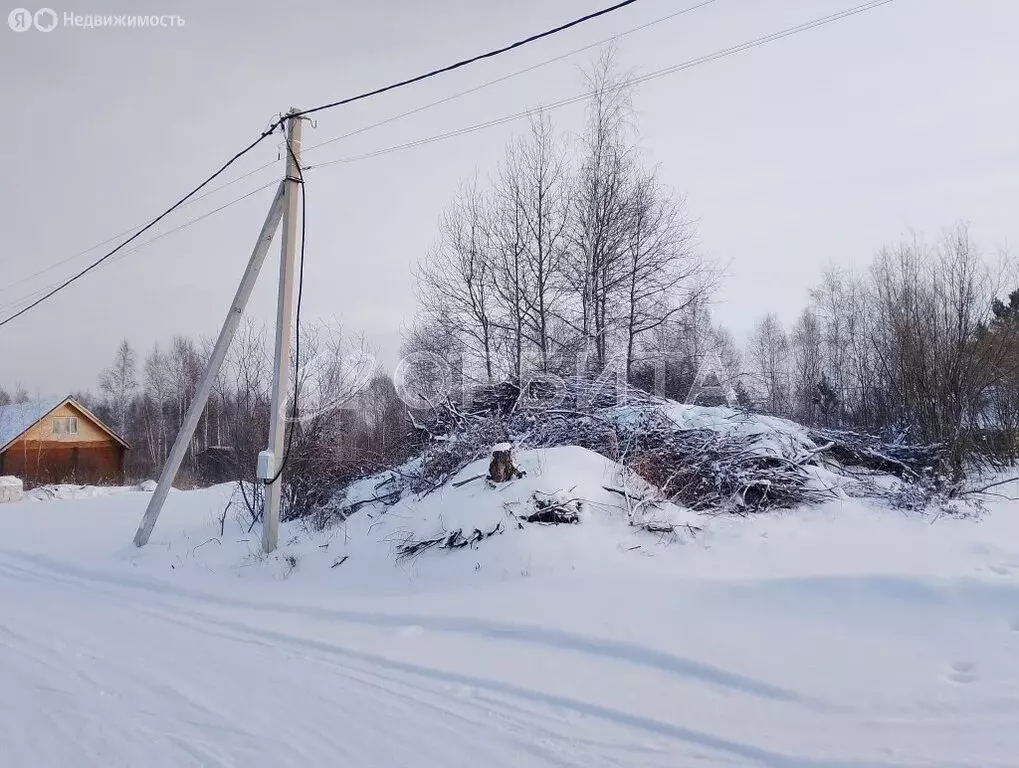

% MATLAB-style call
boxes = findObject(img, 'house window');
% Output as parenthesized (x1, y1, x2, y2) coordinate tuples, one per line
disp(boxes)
(53, 417, 79, 435)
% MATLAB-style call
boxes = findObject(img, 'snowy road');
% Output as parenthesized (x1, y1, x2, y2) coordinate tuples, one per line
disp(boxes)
(3, 486, 1019, 766)
(3, 550, 1019, 768)
(1, 552, 837, 768)
(1, 552, 690, 768)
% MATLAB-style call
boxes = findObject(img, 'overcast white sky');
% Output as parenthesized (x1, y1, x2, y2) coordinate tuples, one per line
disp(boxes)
(1, 0, 1017, 395)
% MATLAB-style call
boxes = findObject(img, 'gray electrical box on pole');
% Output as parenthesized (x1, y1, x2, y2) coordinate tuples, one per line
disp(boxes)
(260, 108, 303, 554)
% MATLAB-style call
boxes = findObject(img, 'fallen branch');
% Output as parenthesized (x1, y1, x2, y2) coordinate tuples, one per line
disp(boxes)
(630, 520, 702, 537)
(192, 537, 221, 557)
(603, 485, 644, 502)
(452, 473, 487, 488)
(395, 521, 504, 561)
(342, 491, 402, 515)
(520, 492, 582, 524)
(961, 475, 1019, 496)
(520, 506, 579, 525)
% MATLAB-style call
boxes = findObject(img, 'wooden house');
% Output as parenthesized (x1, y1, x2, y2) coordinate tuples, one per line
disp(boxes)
(0, 396, 128, 486)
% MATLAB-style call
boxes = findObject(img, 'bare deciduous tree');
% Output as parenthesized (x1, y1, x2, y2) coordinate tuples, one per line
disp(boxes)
(749, 313, 791, 415)
(416, 178, 499, 380)
(620, 169, 710, 379)
(98, 339, 137, 435)
(572, 47, 636, 371)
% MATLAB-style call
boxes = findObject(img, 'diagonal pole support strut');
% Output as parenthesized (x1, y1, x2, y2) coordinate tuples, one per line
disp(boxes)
(133, 181, 286, 547)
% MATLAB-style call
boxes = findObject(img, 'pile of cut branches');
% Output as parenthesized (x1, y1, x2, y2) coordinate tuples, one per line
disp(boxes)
(404, 377, 946, 514)
(806, 426, 944, 482)
(621, 415, 826, 512)
(412, 377, 640, 492)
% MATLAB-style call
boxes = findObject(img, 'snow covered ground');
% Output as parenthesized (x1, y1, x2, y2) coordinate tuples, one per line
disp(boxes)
(2, 450, 1019, 767)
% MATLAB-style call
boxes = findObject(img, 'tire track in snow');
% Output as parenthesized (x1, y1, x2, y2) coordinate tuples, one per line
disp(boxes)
(0, 554, 943, 768)
(130, 604, 936, 768)
(0, 550, 823, 707)
(1, 566, 566, 768)
(0, 560, 645, 768)
(124, 601, 677, 768)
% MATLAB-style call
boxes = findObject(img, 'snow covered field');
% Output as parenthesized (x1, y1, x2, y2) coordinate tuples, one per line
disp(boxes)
(2, 456, 1019, 767)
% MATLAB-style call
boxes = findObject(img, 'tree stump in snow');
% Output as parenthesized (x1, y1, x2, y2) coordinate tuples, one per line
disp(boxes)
(488, 444, 522, 483)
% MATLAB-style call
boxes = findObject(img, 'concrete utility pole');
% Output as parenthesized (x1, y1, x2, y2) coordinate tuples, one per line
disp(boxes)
(133, 181, 287, 547)
(259, 108, 303, 554)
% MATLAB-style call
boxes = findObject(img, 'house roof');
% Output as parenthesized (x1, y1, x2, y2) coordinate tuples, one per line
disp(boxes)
(0, 396, 129, 453)
(0, 396, 65, 452)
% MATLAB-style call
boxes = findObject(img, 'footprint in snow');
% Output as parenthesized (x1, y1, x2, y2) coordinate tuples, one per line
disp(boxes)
(947, 662, 977, 684)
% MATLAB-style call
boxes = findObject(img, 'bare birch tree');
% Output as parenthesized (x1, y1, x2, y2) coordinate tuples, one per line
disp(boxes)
(511, 113, 572, 373)
(571, 47, 636, 371)
(790, 308, 824, 424)
(98, 339, 137, 435)
(749, 313, 791, 415)
(619, 169, 708, 379)
(416, 178, 499, 380)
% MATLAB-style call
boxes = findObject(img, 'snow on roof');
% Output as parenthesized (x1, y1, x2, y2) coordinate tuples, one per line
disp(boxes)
(0, 396, 66, 452)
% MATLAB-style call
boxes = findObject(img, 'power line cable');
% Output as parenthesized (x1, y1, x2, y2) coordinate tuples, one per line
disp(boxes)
(5, 0, 893, 319)
(0, 0, 638, 328)
(0, 127, 284, 328)
(305, 0, 898, 173)
(300, 0, 720, 157)
(2, 0, 894, 323)
(628, 0, 897, 85)
(290, 0, 640, 122)
(0, 179, 280, 316)
(9, 0, 705, 299)
(0, 156, 284, 300)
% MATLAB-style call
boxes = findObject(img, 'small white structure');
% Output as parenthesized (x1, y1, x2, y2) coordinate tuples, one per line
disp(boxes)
(0, 476, 24, 504)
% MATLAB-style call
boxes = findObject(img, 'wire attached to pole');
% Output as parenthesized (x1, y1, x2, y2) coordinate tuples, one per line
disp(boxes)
(289, 0, 639, 122)
(0, 0, 639, 329)
(262, 125, 307, 487)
